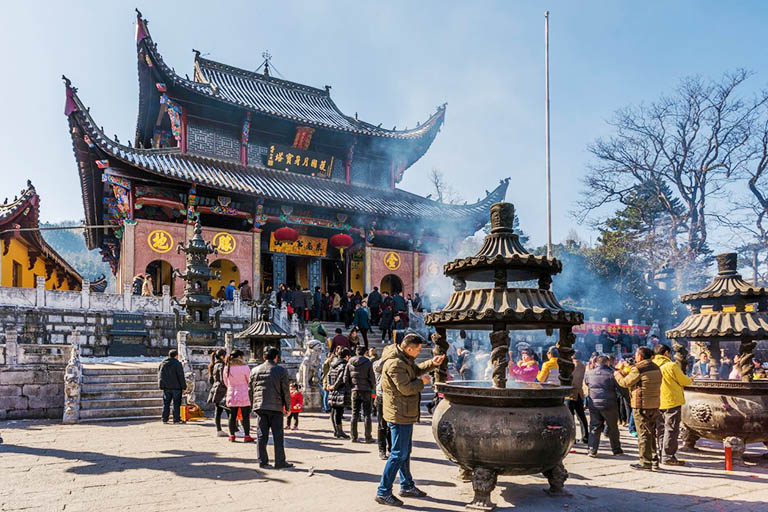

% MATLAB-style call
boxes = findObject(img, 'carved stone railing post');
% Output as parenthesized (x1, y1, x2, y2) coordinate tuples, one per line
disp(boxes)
(81, 279, 91, 309)
(123, 283, 132, 311)
(290, 312, 299, 335)
(162, 284, 171, 313)
(233, 289, 241, 317)
(224, 332, 233, 354)
(36, 276, 46, 307)
(177, 331, 195, 405)
(62, 330, 82, 424)
(5, 329, 18, 365)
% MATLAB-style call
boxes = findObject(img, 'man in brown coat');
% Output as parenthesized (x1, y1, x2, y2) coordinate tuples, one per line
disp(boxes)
(615, 346, 662, 471)
(565, 352, 588, 444)
(375, 333, 444, 507)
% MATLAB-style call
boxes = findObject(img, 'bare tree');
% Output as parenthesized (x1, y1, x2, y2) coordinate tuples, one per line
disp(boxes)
(577, 70, 767, 284)
(428, 168, 462, 204)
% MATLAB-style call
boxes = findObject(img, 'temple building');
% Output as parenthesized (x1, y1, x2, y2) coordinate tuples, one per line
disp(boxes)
(0, 181, 83, 291)
(65, 10, 508, 299)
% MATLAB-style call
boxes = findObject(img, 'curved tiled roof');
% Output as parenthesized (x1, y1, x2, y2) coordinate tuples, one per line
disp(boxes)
(67, 86, 508, 224)
(424, 287, 583, 328)
(136, 12, 445, 141)
(665, 311, 768, 340)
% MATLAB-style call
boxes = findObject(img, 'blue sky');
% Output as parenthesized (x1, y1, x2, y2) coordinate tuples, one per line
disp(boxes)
(1, 1, 765, 248)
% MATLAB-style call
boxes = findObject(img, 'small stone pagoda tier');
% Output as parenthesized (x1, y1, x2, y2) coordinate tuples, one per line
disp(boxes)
(173, 220, 220, 345)
(425, 202, 584, 389)
(666, 252, 768, 382)
(235, 309, 295, 363)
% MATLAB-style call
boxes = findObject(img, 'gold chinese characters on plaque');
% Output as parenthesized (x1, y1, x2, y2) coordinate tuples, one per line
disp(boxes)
(384, 251, 401, 271)
(148, 229, 174, 253)
(213, 232, 236, 255)
(269, 233, 328, 257)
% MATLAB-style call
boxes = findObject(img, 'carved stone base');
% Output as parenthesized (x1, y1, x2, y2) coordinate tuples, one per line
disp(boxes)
(467, 467, 497, 511)
(724, 436, 746, 462)
(542, 462, 569, 496)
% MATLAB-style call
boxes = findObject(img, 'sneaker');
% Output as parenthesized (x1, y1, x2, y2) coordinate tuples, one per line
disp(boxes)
(364, 438, 376, 444)
(399, 487, 427, 498)
(162, 420, 169, 424)
(274, 462, 295, 470)
(379, 451, 389, 460)
(338, 432, 350, 439)
(351, 438, 361, 443)
(374, 495, 404, 507)
(613, 450, 625, 456)
(243, 436, 255, 443)
(259, 463, 272, 469)
(173, 421, 186, 425)
(630, 463, 653, 471)
(588, 452, 597, 458)
(216, 430, 228, 437)
(663, 457, 686, 466)
(291, 426, 298, 431)
(228, 435, 236, 442)
(651, 462, 660, 470)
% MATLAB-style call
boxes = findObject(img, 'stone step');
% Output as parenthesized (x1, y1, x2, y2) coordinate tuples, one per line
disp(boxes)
(82, 367, 157, 376)
(82, 389, 161, 400)
(82, 374, 156, 385)
(80, 397, 164, 410)
(80, 415, 160, 424)
(82, 381, 157, 393)
(79, 406, 164, 420)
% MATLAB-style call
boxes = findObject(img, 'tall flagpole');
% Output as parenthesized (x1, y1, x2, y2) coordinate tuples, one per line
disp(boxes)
(544, 11, 552, 259)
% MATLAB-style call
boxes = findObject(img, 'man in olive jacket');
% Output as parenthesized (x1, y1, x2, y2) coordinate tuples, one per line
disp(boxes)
(652, 344, 693, 466)
(249, 347, 292, 469)
(615, 346, 662, 471)
(375, 334, 444, 507)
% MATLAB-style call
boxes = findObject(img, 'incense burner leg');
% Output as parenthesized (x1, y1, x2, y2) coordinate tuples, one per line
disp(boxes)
(543, 461, 569, 496)
(680, 425, 700, 451)
(466, 467, 497, 511)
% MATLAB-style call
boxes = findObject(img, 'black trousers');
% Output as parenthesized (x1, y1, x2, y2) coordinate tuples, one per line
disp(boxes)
(214, 404, 228, 431)
(162, 389, 182, 423)
(588, 405, 622, 455)
(351, 391, 373, 440)
(371, 307, 380, 327)
(376, 396, 392, 454)
(228, 406, 251, 436)
(566, 398, 589, 442)
(359, 328, 369, 350)
(256, 410, 286, 466)
(286, 412, 300, 427)
(331, 405, 345, 433)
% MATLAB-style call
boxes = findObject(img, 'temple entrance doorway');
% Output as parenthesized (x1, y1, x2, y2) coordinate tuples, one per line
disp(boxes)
(145, 260, 173, 296)
(323, 259, 345, 295)
(286, 256, 309, 290)
(210, 259, 240, 299)
(380, 274, 403, 295)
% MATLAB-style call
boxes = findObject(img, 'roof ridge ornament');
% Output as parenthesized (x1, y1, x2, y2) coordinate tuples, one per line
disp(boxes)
(135, 8, 149, 44)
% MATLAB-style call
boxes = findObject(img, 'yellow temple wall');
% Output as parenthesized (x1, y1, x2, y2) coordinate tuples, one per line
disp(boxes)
(1, 237, 73, 290)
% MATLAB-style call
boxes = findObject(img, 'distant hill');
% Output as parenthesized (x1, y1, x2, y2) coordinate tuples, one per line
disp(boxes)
(40, 221, 114, 292)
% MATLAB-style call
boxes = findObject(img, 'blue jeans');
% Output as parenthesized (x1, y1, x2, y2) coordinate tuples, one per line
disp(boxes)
(628, 410, 636, 434)
(321, 389, 330, 412)
(377, 423, 414, 497)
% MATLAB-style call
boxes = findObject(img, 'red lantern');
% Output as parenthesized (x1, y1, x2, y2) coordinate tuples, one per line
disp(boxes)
(274, 226, 299, 243)
(330, 233, 354, 258)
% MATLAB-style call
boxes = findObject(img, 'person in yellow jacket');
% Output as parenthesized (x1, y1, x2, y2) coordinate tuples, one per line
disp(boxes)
(537, 347, 560, 383)
(652, 344, 692, 466)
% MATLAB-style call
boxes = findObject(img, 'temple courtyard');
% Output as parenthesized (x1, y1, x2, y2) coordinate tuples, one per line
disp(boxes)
(1, 414, 766, 512)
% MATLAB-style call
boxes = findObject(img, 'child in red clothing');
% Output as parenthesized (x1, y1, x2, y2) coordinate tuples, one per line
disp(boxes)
(286, 383, 303, 430)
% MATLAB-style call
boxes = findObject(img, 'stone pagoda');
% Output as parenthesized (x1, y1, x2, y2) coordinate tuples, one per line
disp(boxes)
(173, 220, 220, 346)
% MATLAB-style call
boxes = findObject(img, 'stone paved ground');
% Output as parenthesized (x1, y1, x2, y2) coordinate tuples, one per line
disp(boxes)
(1, 413, 767, 512)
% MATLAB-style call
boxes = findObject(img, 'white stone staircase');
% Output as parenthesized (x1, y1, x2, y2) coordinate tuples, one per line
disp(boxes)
(79, 362, 163, 422)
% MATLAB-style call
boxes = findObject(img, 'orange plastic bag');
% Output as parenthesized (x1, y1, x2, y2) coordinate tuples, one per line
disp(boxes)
(181, 404, 205, 422)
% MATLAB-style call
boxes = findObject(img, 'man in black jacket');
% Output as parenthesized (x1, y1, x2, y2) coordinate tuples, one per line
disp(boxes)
(584, 355, 623, 457)
(158, 349, 186, 424)
(344, 345, 376, 443)
(368, 286, 382, 328)
(250, 347, 293, 469)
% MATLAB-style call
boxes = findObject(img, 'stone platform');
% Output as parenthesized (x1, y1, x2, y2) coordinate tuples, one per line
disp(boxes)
(1, 413, 766, 511)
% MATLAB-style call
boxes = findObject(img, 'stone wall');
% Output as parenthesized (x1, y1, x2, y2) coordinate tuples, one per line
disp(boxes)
(0, 364, 65, 420)
(0, 307, 249, 357)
